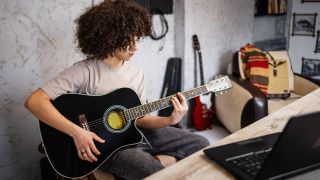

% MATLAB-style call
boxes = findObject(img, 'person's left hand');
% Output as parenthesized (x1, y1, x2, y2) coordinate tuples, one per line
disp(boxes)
(169, 92, 188, 125)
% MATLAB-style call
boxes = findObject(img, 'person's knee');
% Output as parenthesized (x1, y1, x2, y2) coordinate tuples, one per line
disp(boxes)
(198, 136, 210, 149)
(183, 134, 210, 155)
(195, 135, 210, 149)
(108, 148, 164, 179)
(113, 148, 150, 165)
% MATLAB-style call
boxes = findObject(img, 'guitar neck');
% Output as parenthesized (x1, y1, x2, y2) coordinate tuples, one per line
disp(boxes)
(124, 85, 208, 121)
(197, 51, 205, 85)
(194, 48, 198, 87)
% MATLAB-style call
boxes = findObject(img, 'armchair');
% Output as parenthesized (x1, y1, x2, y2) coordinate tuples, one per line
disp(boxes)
(214, 51, 320, 133)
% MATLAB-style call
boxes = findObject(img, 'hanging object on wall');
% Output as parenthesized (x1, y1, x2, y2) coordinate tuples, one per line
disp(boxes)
(150, 9, 169, 54)
(301, 0, 320, 3)
(134, 0, 171, 54)
(134, 0, 173, 14)
(315, 31, 320, 53)
(255, 0, 287, 16)
(291, 13, 317, 37)
(301, 57, 320, 78)
(150, 9, 168, 41)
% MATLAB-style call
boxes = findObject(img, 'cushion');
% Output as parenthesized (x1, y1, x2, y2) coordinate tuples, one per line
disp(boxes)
(239, 45, 269, 95)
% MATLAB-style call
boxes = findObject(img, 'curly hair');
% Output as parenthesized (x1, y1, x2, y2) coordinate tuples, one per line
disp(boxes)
(75, 0, 152, 59)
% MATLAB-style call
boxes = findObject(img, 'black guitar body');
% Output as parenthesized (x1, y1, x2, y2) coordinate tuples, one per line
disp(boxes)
(39, 88, 143, 178)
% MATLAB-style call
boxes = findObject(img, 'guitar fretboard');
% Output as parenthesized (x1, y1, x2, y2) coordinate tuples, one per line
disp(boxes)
(124, 85, 208, 121)
(198, 51, 205, 85)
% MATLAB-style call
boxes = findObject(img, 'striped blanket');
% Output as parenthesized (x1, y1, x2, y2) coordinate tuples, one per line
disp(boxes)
(240, 44, 269, 95)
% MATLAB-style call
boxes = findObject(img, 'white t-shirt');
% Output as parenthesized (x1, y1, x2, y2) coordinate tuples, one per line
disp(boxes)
(41, 58, 147, 104)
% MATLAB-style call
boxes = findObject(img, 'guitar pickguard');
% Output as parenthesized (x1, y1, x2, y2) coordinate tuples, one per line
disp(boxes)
(199, 94, 212, 108)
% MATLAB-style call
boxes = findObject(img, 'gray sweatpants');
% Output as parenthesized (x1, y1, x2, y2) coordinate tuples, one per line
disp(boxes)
(102, 126, 209, 180)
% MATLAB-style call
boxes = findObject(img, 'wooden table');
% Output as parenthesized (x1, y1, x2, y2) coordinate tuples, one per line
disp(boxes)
(146, 88, 320, 180)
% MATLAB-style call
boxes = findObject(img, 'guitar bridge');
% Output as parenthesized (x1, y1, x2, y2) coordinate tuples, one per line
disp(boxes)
(78, 114, 90, 131)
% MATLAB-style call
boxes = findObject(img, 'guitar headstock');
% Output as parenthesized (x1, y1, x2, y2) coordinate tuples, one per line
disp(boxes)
(192, 34, 201, 51)
(205, 75, 232, 94)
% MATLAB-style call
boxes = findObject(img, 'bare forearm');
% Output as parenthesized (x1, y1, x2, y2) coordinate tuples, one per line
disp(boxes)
(25, 89, 105, 162)
(136, 115, 173, 129)
(24, 89, 80, 138)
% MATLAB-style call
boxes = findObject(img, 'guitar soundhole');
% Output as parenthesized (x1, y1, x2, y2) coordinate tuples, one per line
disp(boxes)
(106, 110, 126, 130)
(103, 105, 131, 133)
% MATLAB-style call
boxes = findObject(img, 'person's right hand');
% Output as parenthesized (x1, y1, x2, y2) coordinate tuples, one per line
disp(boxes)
(72, 127, 105, 162)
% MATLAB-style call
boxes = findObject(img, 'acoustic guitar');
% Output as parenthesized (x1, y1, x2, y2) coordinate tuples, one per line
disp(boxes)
(39, 76, 232, 178)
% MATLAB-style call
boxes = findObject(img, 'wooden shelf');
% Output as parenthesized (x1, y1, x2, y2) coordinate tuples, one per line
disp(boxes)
(254, 13, 287, 17)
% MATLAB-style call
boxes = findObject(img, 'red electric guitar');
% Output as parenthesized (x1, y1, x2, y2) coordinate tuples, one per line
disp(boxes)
(192, 34, 213, 130)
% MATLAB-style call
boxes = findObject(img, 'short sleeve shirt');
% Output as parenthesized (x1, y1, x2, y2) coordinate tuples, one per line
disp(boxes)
(41, 58, 147, 104)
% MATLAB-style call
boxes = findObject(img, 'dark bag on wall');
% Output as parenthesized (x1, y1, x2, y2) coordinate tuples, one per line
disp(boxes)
(158, 58, 182, 118)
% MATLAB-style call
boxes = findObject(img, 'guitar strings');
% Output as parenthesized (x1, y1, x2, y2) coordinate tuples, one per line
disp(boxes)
(87, 104, 167, 131)
(89, 125, 104, 131)
(86, 111, 130, 130)
(85, 94, 197, 130)
(87, 119, 104, 130)
(85, 88, 207, 130)
(87, 118, 103, 125)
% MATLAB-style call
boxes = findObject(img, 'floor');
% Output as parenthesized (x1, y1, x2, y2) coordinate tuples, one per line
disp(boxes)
(191, 124, 230, 144)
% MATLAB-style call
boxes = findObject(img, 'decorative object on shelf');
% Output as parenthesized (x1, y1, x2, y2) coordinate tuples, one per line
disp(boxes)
(255, 0, 287, 16)
(301, 57, 320, 77)
(292, 13, 317, 37)
(315, 31, 320, 53)
(301, 0, 320, 3)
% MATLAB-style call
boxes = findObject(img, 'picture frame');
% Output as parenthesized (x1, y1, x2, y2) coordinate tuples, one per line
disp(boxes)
(301, 57, 320, 77)
(291, 13, 317, 37)
(301, 0, 320, 2)
(316, 31, 320, 53)
(255, 0, 287, 16)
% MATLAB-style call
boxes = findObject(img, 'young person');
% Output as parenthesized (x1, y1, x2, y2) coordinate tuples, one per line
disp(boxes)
(25, 0, 209, 179)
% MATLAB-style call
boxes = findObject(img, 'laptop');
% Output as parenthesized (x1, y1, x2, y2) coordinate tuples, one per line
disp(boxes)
(204, 111, 320, 180)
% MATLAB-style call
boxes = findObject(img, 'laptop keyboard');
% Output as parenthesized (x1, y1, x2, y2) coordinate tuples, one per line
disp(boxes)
(226, 148, 272, 177)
